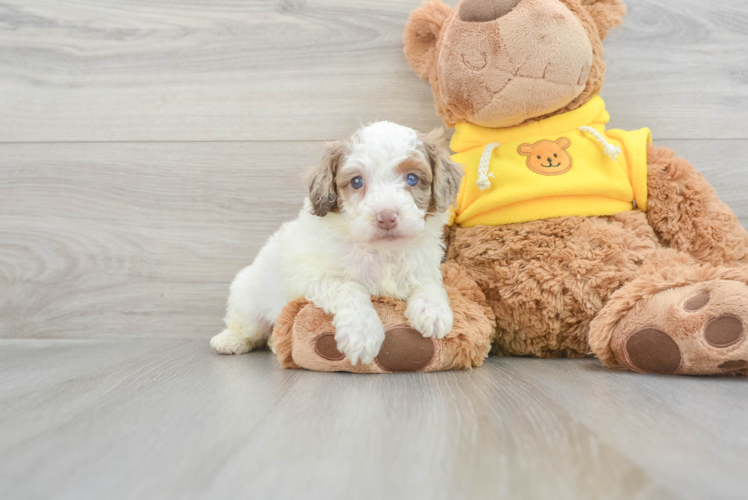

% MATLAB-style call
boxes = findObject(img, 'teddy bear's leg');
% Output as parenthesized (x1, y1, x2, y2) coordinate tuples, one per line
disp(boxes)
(270, 263, 495, 373)
(589, 250, 748, 375)
(646, 144, 748, 267)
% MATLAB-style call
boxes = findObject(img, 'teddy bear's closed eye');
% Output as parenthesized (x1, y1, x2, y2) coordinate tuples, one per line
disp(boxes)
(462, 51, 488, 71)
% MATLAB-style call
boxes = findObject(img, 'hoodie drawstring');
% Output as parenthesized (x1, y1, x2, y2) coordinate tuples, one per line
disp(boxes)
(477, 142, 500, 191)
(579, 126, 622, 162)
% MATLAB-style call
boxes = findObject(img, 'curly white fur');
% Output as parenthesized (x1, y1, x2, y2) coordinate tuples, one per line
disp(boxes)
(211, 122, 455, 365)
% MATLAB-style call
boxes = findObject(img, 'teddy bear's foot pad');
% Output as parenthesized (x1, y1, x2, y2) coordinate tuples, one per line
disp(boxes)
(313, 327, 436, 372)
(314, 334, 346, 361)
(704, 315, 744, 347)
(612, 281, 748, 375)
(625, 328, 682, 374)
(375, 327, 436, 372)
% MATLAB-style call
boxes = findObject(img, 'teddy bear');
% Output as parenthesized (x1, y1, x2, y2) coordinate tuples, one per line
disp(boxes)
(271, 0, 748, 376)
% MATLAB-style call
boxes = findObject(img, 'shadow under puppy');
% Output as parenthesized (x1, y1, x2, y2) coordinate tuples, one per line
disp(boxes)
(211, 122, 463, 364)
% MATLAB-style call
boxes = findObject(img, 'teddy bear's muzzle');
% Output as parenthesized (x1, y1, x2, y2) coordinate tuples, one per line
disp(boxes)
(459, 0, 523, 22)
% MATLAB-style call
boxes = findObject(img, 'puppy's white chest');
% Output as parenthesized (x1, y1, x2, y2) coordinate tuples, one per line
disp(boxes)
(352, 253, 413, 300)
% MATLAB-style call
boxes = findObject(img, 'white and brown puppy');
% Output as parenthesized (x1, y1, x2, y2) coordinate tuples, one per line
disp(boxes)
(210, 121, 464, 365)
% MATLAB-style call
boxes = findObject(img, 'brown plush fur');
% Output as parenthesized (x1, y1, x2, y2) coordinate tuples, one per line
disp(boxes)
(271, 298, 305, 369)
(405, 6, 462, 127)
(446, 211, 660, 358)
(645, 145, 748, 267)
(403, 0, 454, 81)
(581, 0, 627, 40)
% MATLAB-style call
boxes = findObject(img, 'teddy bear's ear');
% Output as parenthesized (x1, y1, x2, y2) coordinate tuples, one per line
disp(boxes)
(556, 137, 572, 149)
(581, 0, 627, 40)
(403, 0, 454, 80)
(518, 144, 534, 156)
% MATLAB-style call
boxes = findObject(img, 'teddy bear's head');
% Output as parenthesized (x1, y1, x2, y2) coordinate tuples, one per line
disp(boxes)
(404, 0, 626, 128)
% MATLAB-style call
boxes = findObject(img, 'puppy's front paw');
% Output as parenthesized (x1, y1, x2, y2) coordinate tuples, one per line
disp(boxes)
(210, 330, 251, 355)
(406, 296, 453, 339)
(333, 308, 385, 365)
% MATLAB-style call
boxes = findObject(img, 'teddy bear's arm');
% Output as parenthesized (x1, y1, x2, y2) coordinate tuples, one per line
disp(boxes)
(645, 144, 748, 267)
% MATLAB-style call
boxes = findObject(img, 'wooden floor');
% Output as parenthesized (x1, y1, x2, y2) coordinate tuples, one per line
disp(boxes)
(2, 340, 748, 500)
(2, 0, 748, 498)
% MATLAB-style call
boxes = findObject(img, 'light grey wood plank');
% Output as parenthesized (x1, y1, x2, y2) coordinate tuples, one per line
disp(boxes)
(0, 340, 303, 500)
(0, 141, 316, 340)
(0, 0, 443, 142)
(1, 140, 747, 340)
(602, 0, 748, 139)
(0, 340, 705, 500)
(496, 358, 748, 500)
(204, 357, 670, 500)
(1, 0, 747, 142)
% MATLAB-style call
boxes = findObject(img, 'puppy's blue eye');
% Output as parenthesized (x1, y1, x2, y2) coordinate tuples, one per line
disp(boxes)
(406, 173, 419, 186)
(351, 176, 364, 190)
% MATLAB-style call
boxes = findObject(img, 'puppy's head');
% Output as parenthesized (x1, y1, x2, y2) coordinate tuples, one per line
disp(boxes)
(306, 122, 463, 247)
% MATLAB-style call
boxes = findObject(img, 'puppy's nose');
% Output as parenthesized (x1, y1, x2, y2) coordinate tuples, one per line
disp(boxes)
(376, 210, 398, 230)
(459, 0, 522, 22)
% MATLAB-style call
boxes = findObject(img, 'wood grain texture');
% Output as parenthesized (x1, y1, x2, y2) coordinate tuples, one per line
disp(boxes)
(2, 139, 747, 341)
(0, 0, 442, 142)
(602, 0, 748, 138)
(0, 141, 314, 339)
(1, 0, 747, 142)
(7, 340, 748, 500)
(1, 1, 747, 498)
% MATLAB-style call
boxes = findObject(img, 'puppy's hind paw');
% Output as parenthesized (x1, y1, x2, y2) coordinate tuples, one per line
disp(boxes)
(406, 297, 453, 339)
(210, 330, 251, 355)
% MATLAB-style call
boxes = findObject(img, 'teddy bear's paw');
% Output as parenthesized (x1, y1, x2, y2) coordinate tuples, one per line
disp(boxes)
(332, 308, 385, 366)
(611, 280, 748, 375)
(210, 330, 252, 355)
(312, 326, 436, 372)
(405, 296, 454, 339)
(376, 327, 436, 372)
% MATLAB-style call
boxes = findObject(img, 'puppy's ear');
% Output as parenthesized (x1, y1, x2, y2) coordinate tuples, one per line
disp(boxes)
(306, 140, 346, 217)
(421, 128, 464, 213)
(581, 0, 626, 40)
(403, 0, 454, 80)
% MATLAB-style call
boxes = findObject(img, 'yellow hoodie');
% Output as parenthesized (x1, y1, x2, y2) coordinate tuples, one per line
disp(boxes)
(450, 96, 652, 227)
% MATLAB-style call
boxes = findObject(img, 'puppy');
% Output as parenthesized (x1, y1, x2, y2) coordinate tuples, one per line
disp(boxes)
(210, 121, 464, 364)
